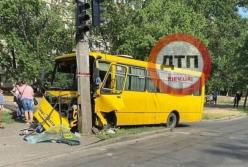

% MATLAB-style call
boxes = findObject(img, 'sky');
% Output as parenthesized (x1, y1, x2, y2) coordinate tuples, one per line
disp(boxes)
(238, 7, 248, 18)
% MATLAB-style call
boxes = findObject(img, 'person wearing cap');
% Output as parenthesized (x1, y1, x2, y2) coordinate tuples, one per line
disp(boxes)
(0, 89, 5, 129)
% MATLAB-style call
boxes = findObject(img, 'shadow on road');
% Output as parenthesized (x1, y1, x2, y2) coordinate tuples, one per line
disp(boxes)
(203, 142, 248, 161)
(177, 124, 191, 128)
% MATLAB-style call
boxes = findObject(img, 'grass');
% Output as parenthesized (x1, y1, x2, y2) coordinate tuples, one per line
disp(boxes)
(96, 126, 164, 140)
(216, 96, 234, 104)
(237, 107, 248, 113)
(203, 95, 248, 120)
(1, 110, 15, 124)
(203, 108, 246, 120)
(215, 95, 246, 105)
(203, 114, 210, 120)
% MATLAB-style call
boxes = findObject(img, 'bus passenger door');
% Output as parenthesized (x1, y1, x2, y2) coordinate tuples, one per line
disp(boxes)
(120, 67, 148, 125)
(94, 64, 128, 126)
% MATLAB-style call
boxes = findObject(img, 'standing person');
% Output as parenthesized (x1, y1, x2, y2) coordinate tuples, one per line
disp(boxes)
(18, 81, 34, 124)
(212, 90, 218, 105)
(208, 93, 213, 104)
(233, 91, 242, 108)
(0, 89, 5, 129)
(11, 82, 23, 119)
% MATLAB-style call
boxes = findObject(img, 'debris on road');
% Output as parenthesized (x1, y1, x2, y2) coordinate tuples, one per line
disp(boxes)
(24, 125, 80, 146)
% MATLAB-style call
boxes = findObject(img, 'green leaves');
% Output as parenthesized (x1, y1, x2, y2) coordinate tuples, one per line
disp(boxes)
(0, 0, 247, 93)
(0, 0, 74, 82)
(98, 0, 208, 59)
(98, 0, 248, 93)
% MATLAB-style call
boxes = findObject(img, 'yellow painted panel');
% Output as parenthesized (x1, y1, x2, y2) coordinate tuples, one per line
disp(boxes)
(96, 91, 204, 126)
(95, 94, 125, 112)
(45, 91, 77, 97)
(115, 91, 149, 125)
(34, 97, 70, 130)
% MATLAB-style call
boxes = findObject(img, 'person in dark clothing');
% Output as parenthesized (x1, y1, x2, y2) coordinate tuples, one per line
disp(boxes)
(212, 91, 218, 105)
(233, 91, 242, 108)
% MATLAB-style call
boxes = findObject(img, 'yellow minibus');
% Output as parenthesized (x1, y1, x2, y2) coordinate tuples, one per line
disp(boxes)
(34, 52, 205, 130)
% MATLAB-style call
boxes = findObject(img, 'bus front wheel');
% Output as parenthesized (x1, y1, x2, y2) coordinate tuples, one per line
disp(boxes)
(166, 112, 178, 128)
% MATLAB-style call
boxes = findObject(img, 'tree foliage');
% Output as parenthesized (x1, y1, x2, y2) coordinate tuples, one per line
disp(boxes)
(0, 0, 74, 83)
(99, 0, 208, 59)
(96, 0, 248, 94)
(186, 0, 248, 93)
(0, 0, 248, 94)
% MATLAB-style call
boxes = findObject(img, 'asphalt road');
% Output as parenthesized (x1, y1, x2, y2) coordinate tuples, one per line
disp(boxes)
(21, 117, 248, 167)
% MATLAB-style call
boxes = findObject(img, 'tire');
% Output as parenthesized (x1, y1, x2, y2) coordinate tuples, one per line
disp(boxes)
(167, 112, 178, 128)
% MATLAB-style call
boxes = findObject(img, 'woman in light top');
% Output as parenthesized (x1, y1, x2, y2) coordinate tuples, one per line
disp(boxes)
(18, 81, 34, 124)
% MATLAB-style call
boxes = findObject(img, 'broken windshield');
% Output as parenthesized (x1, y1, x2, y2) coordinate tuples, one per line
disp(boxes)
(51, 60, 77, 90)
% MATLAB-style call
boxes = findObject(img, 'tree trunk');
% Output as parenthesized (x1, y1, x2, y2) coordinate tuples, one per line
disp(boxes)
(11, 49, 17, 69)
(243, 90, 248, 108)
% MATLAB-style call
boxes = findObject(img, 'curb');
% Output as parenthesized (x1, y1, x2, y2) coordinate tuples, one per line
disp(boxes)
(4, 128, 172, 167)
(86, 128, 170, 149)
(5, 114, 246, 167)
(202, 114, 247, 122)
(89, 114, 248, 149)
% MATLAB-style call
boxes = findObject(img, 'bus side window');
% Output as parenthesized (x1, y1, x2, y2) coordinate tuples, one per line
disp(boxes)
(102, 73, 112, 93)
(192, 78, 202, 96)
(98, 61, 110, 81)
(101, 64, 128, 94)
(146, 76, 159, 92)
(193, 86, 201, 96)
(125, 67, 146, 92)
(146, 69, 160, 93)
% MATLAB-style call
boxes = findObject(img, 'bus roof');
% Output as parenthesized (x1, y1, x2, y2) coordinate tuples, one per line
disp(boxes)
(55, 52, 203, 77)
(55, 51, 148, 66)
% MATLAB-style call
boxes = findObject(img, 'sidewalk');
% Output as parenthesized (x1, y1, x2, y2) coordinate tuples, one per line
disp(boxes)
(0, 122, 100, 167)
(1, 99, 101, 167)
(1, 98, 246, 166)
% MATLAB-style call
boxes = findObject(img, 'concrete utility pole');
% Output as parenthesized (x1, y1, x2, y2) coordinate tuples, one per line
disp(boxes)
(76, 36, 92, 135)
(76, 0, 92, 135)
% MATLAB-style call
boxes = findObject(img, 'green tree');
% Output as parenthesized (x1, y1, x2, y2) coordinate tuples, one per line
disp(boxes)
(0, 0, 74, 83)
(96, 0, 248, 94)
(186, 0, 248, 93)
(98, 0, 208, 60)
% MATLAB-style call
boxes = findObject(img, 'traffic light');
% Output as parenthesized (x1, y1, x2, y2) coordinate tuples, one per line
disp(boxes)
(92, 0, 104, 26)
(76, 0, 90, 40)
